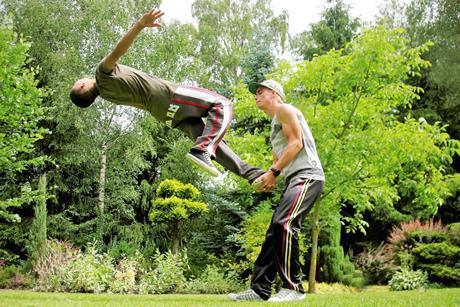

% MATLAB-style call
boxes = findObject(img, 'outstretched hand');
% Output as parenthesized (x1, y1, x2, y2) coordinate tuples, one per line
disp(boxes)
(255, 172, 276, 192)
(139, 8, 164, 28)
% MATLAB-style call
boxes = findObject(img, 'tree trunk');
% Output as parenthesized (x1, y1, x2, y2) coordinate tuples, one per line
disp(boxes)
(171, 224, 180, 258)
(308, 200, 322, 293)
(98, 141, 108, 214)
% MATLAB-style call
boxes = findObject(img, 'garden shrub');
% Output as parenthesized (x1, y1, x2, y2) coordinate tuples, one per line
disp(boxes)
(138, 250, 186, 294)
(354, 243, 397, 284)
(387, 219, 448, 255)
(385, 219, 460, 286)
(0, 265, 32, 289)
(236, 201, 274, 263)
(109, 256, 139, 294)
(389, 268, 428, 291)
(319, 237, 365, 287)
(33, 240, 79, 291)
(64, 244, 113, 293)
(409, 230, 450, 244)
(412, 242, 460, 264)
(182, 265, 243, 294)
(108, 240, 140, 260)
(418, 264, 460, 286)
(448, 223, 460, 246)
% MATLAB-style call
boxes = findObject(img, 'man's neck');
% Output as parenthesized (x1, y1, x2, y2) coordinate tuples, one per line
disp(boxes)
(266, 101, 280, 118)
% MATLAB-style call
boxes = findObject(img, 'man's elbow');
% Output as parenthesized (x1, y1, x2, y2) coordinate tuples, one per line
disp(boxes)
(291, 140, 303, 153)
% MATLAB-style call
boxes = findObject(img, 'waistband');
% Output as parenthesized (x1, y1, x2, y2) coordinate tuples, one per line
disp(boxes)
(284, 169, 325, 184)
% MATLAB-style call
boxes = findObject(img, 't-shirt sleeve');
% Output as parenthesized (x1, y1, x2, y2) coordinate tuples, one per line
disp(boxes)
(96, 60, 114, 75)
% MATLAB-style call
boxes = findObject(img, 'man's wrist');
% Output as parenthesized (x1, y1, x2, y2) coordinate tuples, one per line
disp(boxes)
(136, 20, 146, 29)
(269, 166, 281, 177)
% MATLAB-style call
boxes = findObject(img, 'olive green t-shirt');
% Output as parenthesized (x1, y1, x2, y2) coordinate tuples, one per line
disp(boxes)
(95, 61, 178, 121)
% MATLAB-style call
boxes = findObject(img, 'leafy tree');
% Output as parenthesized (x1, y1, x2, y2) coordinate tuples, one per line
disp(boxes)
(231, 26, 459, 292)
(290, 0, 360, 60)
(240, 43, 275, 86)
(283, 27, 458, 291)
(379, 0, 460, 140)
(191, 0, 288, 93)
(149, 179, 208, 256)
(0, 25, 48, 223)
(2, 0, 205, 252)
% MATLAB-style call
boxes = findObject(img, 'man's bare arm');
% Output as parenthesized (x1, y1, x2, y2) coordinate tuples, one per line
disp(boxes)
(102, 9, 164, 71)
(272, 105, 303, 171)
(256, 105, 303, 192)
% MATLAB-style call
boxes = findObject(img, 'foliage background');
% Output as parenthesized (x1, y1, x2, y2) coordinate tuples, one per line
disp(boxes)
(0, 0, 458, 292)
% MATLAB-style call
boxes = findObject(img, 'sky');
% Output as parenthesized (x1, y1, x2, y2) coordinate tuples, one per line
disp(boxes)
(159, 0, 385, 35)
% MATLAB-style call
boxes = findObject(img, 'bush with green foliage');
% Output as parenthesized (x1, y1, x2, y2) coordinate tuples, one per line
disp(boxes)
(0, 25, 48, 224)
(384, 219, 460, 286)
(29, 240, 247, 294)
(354, 243, 398, 284)
(236, 201, 274, 263)
(318, 220, 365, 288)
(63, 244, 113, 293)
(412, 242, 460, 286)
(182, 264, 243, 294)
(108, 256, 139, 294)
(387, 219, 448, 256)
(418, 264, 460, 286)
(33, 240, 79, 291)
(389, 269, 428, 291)
(0, 265, 33, 289)
(149, 179, 208, 256)
(138, 250, 187, 294)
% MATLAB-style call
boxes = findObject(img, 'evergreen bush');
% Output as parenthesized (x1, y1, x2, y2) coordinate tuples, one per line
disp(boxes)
(448, 223, 460, 246)
(418, 264, 460, 286)
(318, 223, 365, 288)
(412, 242, 460, 264)
(386, 219, 460, 286)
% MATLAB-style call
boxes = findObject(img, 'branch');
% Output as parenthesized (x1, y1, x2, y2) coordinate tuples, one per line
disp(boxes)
(337, 60, 372, 140)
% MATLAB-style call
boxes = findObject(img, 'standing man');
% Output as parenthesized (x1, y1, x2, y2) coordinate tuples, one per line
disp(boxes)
(69, 8, 263, 182)
(228, 80, 325, 302)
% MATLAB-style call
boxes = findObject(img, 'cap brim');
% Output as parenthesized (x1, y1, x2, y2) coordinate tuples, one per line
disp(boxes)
(248, 82, 263, 95)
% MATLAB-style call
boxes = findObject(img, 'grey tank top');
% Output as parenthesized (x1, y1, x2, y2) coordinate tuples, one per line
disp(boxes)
(270, 106, 325, 181)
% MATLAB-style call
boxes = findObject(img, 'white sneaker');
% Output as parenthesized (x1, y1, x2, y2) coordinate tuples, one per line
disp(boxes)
(228, 289, 263, 301)
(268, 288, 306, 302)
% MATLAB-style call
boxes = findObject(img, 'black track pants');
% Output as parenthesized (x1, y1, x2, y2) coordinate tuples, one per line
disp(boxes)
(251, 177, 325, 300)
(176, 118, 264, 182)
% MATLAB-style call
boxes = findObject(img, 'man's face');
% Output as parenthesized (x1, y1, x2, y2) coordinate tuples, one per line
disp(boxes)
(72, 78, 94, 94)
(255, 86, 273, 110)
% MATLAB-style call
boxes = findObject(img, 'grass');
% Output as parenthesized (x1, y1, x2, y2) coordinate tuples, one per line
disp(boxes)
(1, 288, 459, 307)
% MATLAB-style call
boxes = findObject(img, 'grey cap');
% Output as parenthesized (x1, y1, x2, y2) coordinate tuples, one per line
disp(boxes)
(248, 79, 285, 101)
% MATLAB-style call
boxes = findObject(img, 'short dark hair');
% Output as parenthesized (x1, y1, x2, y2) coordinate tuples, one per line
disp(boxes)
(69, 86, 99, 108)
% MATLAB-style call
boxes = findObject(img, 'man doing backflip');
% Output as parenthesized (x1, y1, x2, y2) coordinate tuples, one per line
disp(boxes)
(69, 8, 263, 182)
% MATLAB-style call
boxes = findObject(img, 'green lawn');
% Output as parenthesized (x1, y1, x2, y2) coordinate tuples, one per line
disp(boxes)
(1, 288, 459, 307)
